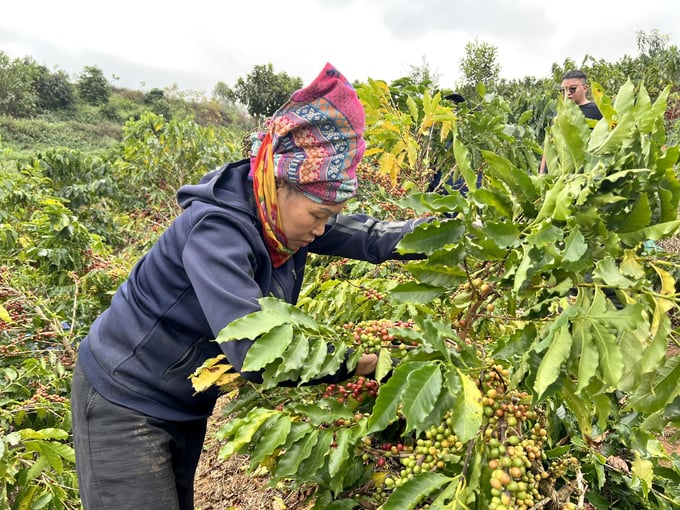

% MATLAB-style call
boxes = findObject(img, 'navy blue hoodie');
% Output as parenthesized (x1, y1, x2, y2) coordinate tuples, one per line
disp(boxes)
(77, 160, 425, 421)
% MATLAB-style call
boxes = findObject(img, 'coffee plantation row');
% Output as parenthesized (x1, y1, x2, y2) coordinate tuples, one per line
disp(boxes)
(2, 54, 680, 508)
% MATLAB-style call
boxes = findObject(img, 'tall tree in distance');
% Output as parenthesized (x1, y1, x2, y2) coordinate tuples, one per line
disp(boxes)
(0, 52, 38, 117)
(636, 28, 671, 59)
(227, 64, 303, 120)
(407, 55, 440, 90)
(458, 38, 501, 99)
(77, 65, 112, 106)
(35, 66, 75, 111)
(634, 29, 680, 99)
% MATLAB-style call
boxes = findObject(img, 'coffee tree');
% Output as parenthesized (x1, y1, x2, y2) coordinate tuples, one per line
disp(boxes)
(0, 111, 244, 509)
(194, 80, 680, 509)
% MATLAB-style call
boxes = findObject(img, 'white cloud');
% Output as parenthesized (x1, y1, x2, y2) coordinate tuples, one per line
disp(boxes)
(1, 0, 678, 94)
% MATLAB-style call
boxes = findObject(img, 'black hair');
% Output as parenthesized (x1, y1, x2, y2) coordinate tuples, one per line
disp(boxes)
(562, 69, 588, 82)
(443, 92, 466, 104)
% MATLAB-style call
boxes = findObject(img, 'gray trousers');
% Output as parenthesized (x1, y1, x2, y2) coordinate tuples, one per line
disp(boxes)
(70, 361, 207, 510)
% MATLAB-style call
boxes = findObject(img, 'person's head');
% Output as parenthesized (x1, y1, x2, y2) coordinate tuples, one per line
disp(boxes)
(444, 92, 466, 105)
(250, 63, 366, 205)
(560, 70, 590, 106)
(249, 63, 365, 262)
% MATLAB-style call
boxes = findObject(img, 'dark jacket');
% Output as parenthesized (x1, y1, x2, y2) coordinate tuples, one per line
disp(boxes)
(77, 159, 425, 421)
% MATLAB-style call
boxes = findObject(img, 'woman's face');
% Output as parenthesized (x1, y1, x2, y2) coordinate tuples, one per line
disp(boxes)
(277, 184, 345, 251)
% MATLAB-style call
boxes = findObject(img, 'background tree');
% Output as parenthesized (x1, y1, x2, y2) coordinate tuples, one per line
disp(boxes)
(34, 66, 75, 111)
(212, 80, 232, 104)
(142, 87, 172, 119)
(143, 87, 165, 104)
(229, 63, 303, 119)
(458, 38, 501, 99)
(77, 65, 111, 106)
(0, 52, 38, 117)
(637, 28, 671, 59)
(407, 55, 440, 91)
(634, 29, 680, 98)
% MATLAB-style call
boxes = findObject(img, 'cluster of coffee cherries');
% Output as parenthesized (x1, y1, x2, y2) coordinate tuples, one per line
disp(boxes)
(23, 382, 70, 408)
(383, 412, 466, 490)
(340, 319, 415, 354)
(0, 343, 18, 355)
(356, 162, 401, 194)
(361, 441, 413, 470)
(484, 427, 547, 510)
(479, 367, 548, 510)
(355, 436, 414, 507)
(548, 455, 580, 480)
(360, 286, 387, 302)
(376, 199, 410, 219)
(322, 376, 380, 404)
(319, 257, 350, 280)
(0, 299, 25, 329)
(358, 413, 465, 508)
(371, 365, 555, 509)
(82, 248, 114, 273)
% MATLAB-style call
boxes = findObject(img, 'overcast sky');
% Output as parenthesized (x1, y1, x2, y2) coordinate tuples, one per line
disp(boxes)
(2, 0, 679, 95)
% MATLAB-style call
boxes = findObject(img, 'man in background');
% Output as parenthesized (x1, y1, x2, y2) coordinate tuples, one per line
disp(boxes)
(539, 69, 602, 173)
(561, 69, 602, 121)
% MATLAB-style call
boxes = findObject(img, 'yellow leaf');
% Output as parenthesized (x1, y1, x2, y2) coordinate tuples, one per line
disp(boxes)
(272, 496, 287, 510)
(392, 139, 407, 154)
(363, 147, 383, 157)
(378, 152, 396, 182)
(406, 138, 419, 168)
(372, 471, 386, 486)
(440, 120, 454, 143)
(190, 359, 234, 393)
(420, 114, 434, 131)
(650, 263, 675, 296)
(215, 372, 244, 391)
(631, 451, 654, 496)
(214, 371, 239, 384)
(0, 304, 12, 324)
(383, 121, 401, 133)
(196, 354, 226, 371)
(189, 355, 226, 379)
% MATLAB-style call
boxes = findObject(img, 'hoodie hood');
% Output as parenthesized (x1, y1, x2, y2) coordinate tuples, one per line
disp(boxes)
(176, 159, 256, 219)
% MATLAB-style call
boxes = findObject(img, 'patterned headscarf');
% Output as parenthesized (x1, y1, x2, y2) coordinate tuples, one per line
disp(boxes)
(250, 62, 366, 203)
(250, 63, 366, 267)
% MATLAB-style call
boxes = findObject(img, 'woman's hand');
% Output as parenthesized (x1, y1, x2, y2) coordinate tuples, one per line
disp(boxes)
(355, 353, 378, 376)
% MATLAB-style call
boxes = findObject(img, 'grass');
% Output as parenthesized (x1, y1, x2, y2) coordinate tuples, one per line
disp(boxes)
(0, 115, 122, 153)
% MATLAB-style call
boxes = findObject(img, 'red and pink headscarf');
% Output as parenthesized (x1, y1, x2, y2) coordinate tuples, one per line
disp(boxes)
(249, 63, 366, 266)
(250, 62, 366, 204)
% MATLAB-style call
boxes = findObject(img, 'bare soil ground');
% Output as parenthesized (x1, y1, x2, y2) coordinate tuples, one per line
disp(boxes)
(194, 240, 680, 510)
(193, 396, 310, 510)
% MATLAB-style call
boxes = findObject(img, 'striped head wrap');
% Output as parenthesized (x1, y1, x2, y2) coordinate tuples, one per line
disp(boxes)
(250, 62, 365, 204)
